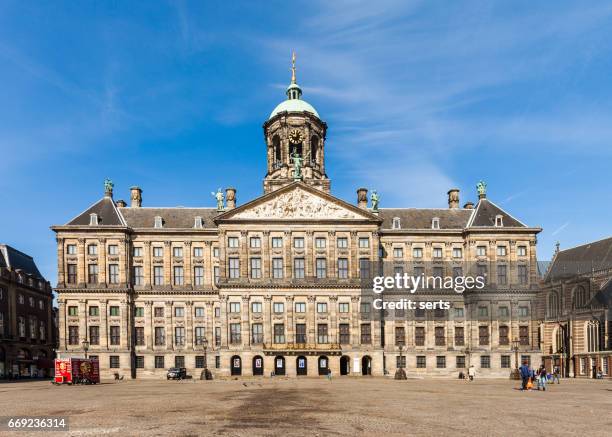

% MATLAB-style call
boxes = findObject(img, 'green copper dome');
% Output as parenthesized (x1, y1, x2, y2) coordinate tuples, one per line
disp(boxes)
(269, 96, 319, 119)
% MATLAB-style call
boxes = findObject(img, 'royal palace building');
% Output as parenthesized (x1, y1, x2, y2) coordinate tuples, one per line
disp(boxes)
(52, 61, 543, 379)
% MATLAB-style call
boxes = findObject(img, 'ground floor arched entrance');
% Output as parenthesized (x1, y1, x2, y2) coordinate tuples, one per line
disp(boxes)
(274, 356, 285, 376)
(340, 356, 350, 376)
(362, 356, 372, 376)
(318, 355, 329, 376)
(296, 356, 307, 376)
(252, 355, 264, 376)
(230, 355, 242, 376)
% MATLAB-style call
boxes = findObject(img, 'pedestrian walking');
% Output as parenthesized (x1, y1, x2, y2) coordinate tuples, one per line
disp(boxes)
(537, 366, 547, 391)
(468, 365, 475, 381)
(519, 361, 530, 391)
(552, 366, 560, 384)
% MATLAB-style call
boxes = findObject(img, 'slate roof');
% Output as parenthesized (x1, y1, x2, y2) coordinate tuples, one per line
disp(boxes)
(0, 244, 44, 279)
(67, 196, 126, 226)
(119, 208, 219, 228)
(467, 199, 526, 228)
(546, 237, 612, 281)
(379, 208, 472, 230)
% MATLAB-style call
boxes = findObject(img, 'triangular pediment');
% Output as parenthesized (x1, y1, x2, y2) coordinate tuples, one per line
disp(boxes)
(216, 182, 380, 222)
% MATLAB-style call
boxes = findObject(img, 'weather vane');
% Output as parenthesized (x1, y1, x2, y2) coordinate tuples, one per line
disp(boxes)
(291, 51, 297, 84)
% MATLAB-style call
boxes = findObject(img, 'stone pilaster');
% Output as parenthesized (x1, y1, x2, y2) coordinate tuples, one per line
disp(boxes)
(184, 241, 192, 288)
(241, 295, 250, 347)
(351, 296, 360, 348)
(78, 299, 87, 344)
(307, 295, 316, 344)
(163, 241, 172, 286)
(263, 296, 272, 345)
(143, 241, 151, 288)
(305, 231, 314, 278)
(186, 301, 194, 349)
(56, 237, 65, 286)
(145, 301, 153, 349)
(77, 238, 86, 286)
(286, 296, 294, 344)
(120, 299, 129, 349)
(99, 238, 107, 286)
(350, 232, 358, 278)
(329, 295, 338, 344)
(100, 299, 108, 350)
(219, 296, 228, 348)
(58, 299, 67, 350)
(165, 301, 173, 350)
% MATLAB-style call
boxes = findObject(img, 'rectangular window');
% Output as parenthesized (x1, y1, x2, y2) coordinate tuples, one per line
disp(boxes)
(360, 302, 371, 314)
(395, 327, 405, 346)
(337, 258, 349, 279)
(337, 237, 348, 248)
(497, 265, 507, 285)
(251, 323, 263, 344)
(134, 307, 144, 317)
(295, 302, 306, 313)
(287, 323, 303, 345)
(175, 356, 185, 368)
(271, 237, 283, 248)
(415, 326, 425, 346)
(316, 258, 327, 278)
(133, 266, 144, 285)
(89, 326, 99, 345)
(360, 324, 371, 344)
(214, 266, 220, 285)
(481, 355, 491, 368)
(477, 264, 487, 283)
(193, 247, 203, 257)
(108, 264, 119, 284)
(110, 326, 120, 345)
(67, 244, 77, 255)
(338, 302, 349, 313)
(358, 237, 370, 248)
(416, 356, 426, 368)
(499, 326, 509, 346)
(109, 306, 120, 316)
(133, 247, 143, 257)
(479, 326, 489, 346)
(173, 266, 184, 285)
(250, 258, 262, 279)
(194, 266, 204, 286)
(415, 307, 425, 318)
(339, 323, 350, 344)
(154, 327, 165, 346)
(67, 264, 77, 284)
(478, 306, 488, 317)
(413, 247, 423, 258)
(518, 306, 529, 317)
(454, 307, 464, 318)
(213, 247, 219, 258)
(456, 355, 466, 368)
(68, 326, 79, 345)
(228, 257, 240, 279)
(106, 245, 117, 256)
(250, 237, 261, 248)
(215, 327, 221, 346)
(87, 244, 98, 255)
(293, 258, 305, 279)
(109, 356, 120, 369)
(359, 258, 370, 278)
(229, 302, 240, 314)
(432, 247, 443, 258)
(452, 266, 463, 278)
(227, 237, 239, 248)
(172, 247, 183, 257)
(88, 264, 99, 284)
(174, 327, 185, 346)
(476, 246, 487, 256)
(317, 324, 329, 343)
(153, 246, 163, 257)
(432, 267, 443, 279)
(273, 302, 284, 314)
(215, 356, 220, 369)
(498, 306, 509, 317)
(195, 307, 205, 317)
(194, 327, 205, 345)
(317, 302, 328, 313)
(501, 355, 511, 369)
(518, 265, 528, 284)
(393, 247, 404, 258)
(274, 324, 285, 343)
(195, 356, 205, 368)
(519, 326, 530, 345)
(230, 323, 241, 344)
(294, 237, 304, 249)
(315, 237, 326, 249)
(251, 302, 262, 313)
(272, 258, 284, 279)
(174, 307, 185, 317)
(154, 307, 164, 318)
(452, 248, 463, 258)
(517, 246, 527, 256)
(436, 356, 446, 368)
(435, 327, 445, 346)
(68, 306, 78, 316)
(153, 266, 164, 285)
(135, 327, 145, 346)
(497, 246, 507, 256)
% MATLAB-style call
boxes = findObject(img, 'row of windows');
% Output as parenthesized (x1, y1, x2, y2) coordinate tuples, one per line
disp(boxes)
(15, 316, 46, 340)
(227, 236, 370, 250)
(106, 355, 209, 369)
(228, 257, 372, 279)
(400, 354, 531, 369)
(14, 293, 46, 310)
(389, 245, 528, 259)
(394, 325, 530, 346)
(389, 264, 529, 285)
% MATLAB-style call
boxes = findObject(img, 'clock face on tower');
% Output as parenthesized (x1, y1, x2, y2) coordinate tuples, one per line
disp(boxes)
(288, 128, 304, 144)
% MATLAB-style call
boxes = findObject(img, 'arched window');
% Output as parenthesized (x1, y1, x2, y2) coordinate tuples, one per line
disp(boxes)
(272, 135, 281, 165)
(311, 135, 319, 164)
(548, 291, 560, 317)
(586, 321, 600, 352)
(573, 286, 588, 309)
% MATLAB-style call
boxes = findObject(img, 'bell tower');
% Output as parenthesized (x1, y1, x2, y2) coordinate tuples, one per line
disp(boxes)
(262, 52, 330, 194)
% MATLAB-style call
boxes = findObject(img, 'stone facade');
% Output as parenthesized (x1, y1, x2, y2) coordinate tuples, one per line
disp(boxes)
(51, 68, 543, 379)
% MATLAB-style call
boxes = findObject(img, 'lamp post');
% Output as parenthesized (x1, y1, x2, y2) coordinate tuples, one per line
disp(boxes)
(511, 337, 520, 380)
(82, 339, 90, 360)
(200, 337, 209, 380)
(394, 344, 407, 380)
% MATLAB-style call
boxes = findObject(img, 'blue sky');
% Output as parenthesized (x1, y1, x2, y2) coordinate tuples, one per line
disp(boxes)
(1, 1, 612, 284)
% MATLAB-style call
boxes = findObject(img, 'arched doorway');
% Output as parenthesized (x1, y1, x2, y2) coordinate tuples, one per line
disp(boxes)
(252, 356, 264, 376)
(274, 356, 285, 376)
(230, 355, 242, 376)
(340, 356, 350, 376)
(296, 356, 307, 376)
(318, 355, 329, 376)
(362, 356, 372, 376)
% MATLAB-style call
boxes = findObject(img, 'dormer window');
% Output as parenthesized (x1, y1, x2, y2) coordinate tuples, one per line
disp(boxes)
(89, 213, 98, 226)
(154, 216, 163, 229)
(495, 215, 503, 227)
(392, 217, 401, 229)
(432, 217, 440, 230)
(194, 216, 203, 229)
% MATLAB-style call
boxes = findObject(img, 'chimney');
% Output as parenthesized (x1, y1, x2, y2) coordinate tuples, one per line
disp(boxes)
(116, 200, 127, 208)
(130, 186, 142, 208)
(447, 188, 460, 209)
(357, 188, 368, 209)
(225, 187, 236, 210)
(463, 201, 474, 209)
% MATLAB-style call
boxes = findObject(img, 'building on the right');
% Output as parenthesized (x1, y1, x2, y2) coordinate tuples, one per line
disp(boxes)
(538, 237, 612, 378)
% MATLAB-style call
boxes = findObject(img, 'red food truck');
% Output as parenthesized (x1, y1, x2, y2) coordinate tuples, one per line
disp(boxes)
(54, 358, 100, 384)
